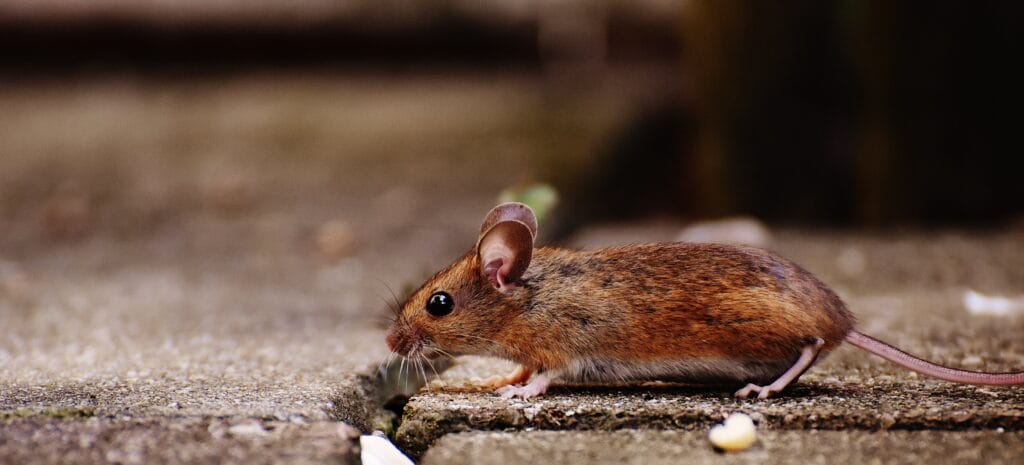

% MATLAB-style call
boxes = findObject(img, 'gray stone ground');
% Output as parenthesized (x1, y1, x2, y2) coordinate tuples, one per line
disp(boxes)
(2, 75, 1023, 463)
(422, 430, 1024, 465)
(0, 73, 635, 463)
(0, 418, 361, 465)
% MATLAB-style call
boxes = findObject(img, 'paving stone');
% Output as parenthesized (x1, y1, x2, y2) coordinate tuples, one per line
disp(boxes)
(0, 417, 360, 465)
(3, 75, 1024, 464)
(0, 73, 620, 464)
(421, 430, 1024, 465)
(396, 380, 1024, 459)
(0, 260, 393, 426)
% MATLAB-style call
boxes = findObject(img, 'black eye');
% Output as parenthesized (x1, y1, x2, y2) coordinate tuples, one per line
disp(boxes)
(426, 291, 454, 317)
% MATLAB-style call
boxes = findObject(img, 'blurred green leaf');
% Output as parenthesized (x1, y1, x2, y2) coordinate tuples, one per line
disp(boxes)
(498, 183, 559, 225)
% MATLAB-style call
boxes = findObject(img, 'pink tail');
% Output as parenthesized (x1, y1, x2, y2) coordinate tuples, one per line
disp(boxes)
(846, 330, 1024, 386)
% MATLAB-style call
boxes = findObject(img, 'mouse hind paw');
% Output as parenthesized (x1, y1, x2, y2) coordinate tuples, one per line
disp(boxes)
(734, 383, 781, 399)
(734, 338, 825, 400)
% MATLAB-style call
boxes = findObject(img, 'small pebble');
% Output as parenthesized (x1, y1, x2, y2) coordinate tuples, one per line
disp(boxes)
(836, 247, 867, 276)
(316, 220, 358, 259)
(963, 290, 1024, 316)
(228, 422, 268, 437)
(961, 355, 983, 366)
(677, 217, 771, 247)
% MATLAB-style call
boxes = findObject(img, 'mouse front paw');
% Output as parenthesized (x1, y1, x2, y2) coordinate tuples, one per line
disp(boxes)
(494, 372, 551, 400)
(478, 365, 533, 390)
(495, 383, 546, 400)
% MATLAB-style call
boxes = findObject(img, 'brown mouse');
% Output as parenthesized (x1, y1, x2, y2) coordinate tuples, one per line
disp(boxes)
(386, 202, 1024, 399)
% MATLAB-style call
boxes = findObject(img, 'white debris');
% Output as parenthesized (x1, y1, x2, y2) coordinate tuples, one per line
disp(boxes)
(708, 413, 757, 452)
(227, 421, 269, 437)
(676, 217, 771, 247)
(360, 434, 414, 465)
(963, 290, 1024, 316)
(961, 355, 983, 366)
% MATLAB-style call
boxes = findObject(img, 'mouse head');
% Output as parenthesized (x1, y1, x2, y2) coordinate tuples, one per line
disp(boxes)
(385, 202, 537, 360)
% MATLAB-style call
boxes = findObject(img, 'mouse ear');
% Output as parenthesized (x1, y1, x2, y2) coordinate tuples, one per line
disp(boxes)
(476, 202, 537, 292)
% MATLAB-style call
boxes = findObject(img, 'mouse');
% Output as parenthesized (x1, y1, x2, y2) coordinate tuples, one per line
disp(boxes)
(385, 202, 1024, 400)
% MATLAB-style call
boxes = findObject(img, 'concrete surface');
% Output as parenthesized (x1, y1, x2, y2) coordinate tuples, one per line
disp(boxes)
(397, 380, 1024, 458)
(422, 430, 1024, 465)
(0, 72, 631, 463)
(0, 417, 360, 465)
(2, 74, 1023, 464)
(0, 255, 387, 425)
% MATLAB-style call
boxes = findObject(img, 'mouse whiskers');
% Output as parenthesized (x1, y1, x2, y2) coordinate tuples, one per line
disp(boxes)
(377, 351, 399, 381)
(375, 278, 406, 318)
(414, 357, 429, 389)
(399, 357, 409, 392)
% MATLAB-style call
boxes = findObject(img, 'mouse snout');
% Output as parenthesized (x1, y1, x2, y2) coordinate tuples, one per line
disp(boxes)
(385, 324, 418, 356)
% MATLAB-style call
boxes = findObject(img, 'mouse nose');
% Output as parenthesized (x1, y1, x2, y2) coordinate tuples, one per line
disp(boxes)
(385, 327, 412, 355)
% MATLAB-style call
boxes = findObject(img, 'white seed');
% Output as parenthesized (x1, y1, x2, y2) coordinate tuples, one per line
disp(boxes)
(708, 413, 757, 451)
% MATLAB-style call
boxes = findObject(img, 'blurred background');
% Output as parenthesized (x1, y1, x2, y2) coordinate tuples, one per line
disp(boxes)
(3, 0, 1022, 244)
(1, 0, 1022, 314)
(2, 6, 1024, 461)
(2, 3, 1024, 441)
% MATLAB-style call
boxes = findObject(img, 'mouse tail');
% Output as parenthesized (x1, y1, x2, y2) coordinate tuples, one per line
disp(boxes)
(845, 330, 1024, 386)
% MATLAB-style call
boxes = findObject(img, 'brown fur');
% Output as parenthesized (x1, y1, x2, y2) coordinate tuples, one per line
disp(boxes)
(387, 242, 855, 383)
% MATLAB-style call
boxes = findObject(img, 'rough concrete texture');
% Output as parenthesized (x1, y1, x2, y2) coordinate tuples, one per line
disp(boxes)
(2, 75, 1023, 463)
(0, 73, 637, 463)
(421, 430, 1024, 465)
(0, 244, 393, 423)
(397, 228, 1024, 458)
(398, 381, 1024, 458)
(0, 417, 360, 465)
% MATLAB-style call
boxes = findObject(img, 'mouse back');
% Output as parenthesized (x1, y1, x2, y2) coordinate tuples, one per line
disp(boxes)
(491, 242, 856, 382)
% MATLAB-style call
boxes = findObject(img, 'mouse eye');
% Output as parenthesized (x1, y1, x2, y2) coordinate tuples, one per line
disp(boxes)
(426, 291, 455, 317)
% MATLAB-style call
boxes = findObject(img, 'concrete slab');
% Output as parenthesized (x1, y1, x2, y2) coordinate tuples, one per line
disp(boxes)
(0, 417, 360, 465)
(2, 76, 1023, 465)
(0, 258, 393, 426)
(421, 430, 1024, 465)
(396, 381, 1024, 459)
(0, 74, 575, 464)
